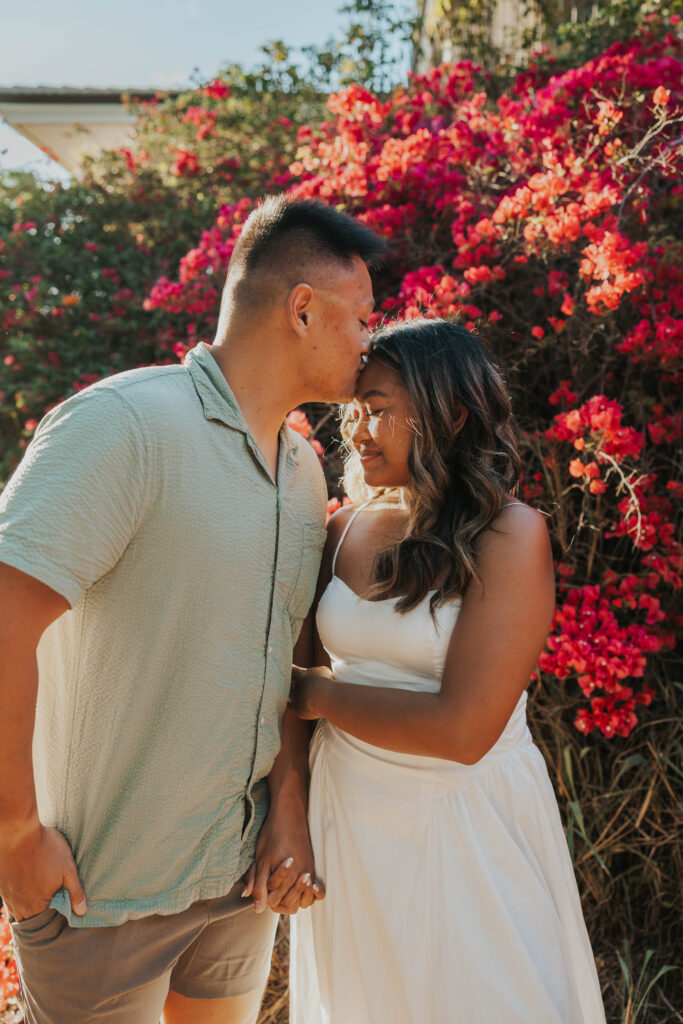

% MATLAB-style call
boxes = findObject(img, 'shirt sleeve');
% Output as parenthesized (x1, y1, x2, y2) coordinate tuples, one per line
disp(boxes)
(0, 385, 150, 607)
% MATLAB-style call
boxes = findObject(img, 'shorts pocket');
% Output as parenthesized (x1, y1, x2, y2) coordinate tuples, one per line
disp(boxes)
(11, 906, 60, 936)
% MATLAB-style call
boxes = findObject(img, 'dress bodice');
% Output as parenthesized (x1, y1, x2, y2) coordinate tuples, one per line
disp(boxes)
(317, 574, 460, 693)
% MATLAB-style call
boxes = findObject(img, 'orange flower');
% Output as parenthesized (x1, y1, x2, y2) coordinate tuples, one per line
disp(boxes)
(569, 459, 586, 478)
(61, 293, 79, 307)
(652, 86, 670, 107)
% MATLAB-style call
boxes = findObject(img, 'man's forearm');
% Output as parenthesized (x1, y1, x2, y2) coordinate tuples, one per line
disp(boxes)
(0, 564, 68, 833)
(267, 708, 311, 809)
(0, 643, 41, 832)
(266, 608, 316, 806)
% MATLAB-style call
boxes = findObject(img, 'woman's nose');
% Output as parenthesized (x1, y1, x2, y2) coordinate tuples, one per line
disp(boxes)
(350, 414, 370, 444)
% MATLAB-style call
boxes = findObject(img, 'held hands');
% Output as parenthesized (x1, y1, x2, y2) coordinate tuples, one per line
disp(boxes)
(241, 803, 324, 915)
(291, 665, 334, 721)
(0, 821, 87, 922)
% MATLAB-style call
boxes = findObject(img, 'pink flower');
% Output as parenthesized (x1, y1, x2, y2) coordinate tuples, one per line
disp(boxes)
(286, 409, 312, 438)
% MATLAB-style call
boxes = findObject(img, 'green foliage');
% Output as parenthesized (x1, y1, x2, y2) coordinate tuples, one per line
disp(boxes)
(422, 0, 683, 78)
(547, 0, 683, 68)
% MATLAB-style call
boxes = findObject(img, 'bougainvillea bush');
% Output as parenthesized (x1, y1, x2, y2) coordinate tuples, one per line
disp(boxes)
(1, 20, 681, 1024)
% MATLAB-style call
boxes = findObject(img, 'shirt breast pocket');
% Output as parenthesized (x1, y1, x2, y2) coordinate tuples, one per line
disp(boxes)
(287, 523, 327, 624)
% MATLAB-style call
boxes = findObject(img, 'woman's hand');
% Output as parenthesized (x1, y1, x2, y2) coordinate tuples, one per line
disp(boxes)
(291, 665, 334, 720)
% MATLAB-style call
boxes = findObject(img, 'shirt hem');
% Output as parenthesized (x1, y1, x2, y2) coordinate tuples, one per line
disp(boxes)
(50, 869, 250, 928)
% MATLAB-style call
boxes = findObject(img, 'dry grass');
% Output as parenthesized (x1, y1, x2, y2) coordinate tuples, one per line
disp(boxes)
(258, 918, 289, 1024)
(528, 669, 682, 1023)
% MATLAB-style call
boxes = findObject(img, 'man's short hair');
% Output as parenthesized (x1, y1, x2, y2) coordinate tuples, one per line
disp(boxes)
(223, 195, 387, 312)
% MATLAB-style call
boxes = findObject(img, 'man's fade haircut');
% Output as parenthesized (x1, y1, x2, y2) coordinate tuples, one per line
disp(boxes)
(223, 195, 387, 312)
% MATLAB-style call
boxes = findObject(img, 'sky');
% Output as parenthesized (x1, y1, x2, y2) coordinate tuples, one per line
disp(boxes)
(0, 0, 351, 177)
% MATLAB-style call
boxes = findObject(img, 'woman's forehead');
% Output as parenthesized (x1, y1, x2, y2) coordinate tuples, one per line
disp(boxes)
(354, 360, 401, 401)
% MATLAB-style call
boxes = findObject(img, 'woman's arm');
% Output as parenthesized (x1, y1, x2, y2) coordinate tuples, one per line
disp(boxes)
(293, 506, 555, 765)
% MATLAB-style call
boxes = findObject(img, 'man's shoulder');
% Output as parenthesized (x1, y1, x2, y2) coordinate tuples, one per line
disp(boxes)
(53, 364, 193, 424)
(91, 363, 188, 405)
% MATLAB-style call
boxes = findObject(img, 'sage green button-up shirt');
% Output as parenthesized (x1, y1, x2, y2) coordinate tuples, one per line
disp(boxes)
(0, 343, 328, 927)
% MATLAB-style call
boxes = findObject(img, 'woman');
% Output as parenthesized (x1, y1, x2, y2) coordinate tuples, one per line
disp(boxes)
(289, 318, 605, 1024)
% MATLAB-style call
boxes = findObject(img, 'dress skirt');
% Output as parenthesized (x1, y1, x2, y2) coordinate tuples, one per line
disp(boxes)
(290, 712, 606, 1024)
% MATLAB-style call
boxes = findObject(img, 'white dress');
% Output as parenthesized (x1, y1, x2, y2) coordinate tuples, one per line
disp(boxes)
(290, 506, 606, 1024)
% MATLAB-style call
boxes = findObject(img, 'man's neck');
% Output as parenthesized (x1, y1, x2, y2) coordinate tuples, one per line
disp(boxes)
(208, 339, 298, 480)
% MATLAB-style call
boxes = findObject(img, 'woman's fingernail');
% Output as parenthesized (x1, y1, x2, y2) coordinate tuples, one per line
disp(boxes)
(284, 857, 294, 868)
(241, 887, 249, 898)
(301, 873, 311, 885)
(312, 883, 321, 893)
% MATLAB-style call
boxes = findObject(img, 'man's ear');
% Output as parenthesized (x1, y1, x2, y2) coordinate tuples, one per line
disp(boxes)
(288, 283, 314, 338)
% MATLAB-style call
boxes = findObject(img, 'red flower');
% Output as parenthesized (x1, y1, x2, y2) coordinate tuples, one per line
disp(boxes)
(173, 149, 201, 177)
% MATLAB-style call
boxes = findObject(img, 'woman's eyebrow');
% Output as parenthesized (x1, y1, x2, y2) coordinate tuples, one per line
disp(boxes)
(356, 388, 389, 402)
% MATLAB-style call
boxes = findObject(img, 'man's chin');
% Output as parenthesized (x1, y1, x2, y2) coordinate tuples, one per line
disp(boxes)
(329, 380, 358, 405)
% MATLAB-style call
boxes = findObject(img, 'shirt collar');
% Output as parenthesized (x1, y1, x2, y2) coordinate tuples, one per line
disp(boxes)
(186, 342, 300, 465)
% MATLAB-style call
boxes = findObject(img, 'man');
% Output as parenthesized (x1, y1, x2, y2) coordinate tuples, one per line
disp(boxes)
(0, 195, 385, 1024)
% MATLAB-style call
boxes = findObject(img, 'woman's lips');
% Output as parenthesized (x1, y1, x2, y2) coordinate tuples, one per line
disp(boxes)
(359, 450, 381, 464)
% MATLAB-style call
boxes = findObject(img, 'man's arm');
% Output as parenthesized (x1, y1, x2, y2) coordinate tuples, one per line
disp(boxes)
(0, 563, 88, 920)
(242, 509, 345, 914)
(241, 614, 322, 914)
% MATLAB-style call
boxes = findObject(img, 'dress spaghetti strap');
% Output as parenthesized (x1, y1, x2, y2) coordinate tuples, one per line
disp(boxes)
(501, 501, 550, 517)
(331, 500, 373, 576)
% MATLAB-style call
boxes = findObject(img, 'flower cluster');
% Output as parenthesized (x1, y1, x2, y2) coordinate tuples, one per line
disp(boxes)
(546, 395, 645, 494)
(539, 581, 666, 736)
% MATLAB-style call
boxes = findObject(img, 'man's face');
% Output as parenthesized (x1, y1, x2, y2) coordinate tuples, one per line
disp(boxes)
(306, 255, 375, 403)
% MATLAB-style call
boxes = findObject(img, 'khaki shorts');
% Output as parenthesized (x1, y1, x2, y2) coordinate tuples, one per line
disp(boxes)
(11, 878, 278, 1024)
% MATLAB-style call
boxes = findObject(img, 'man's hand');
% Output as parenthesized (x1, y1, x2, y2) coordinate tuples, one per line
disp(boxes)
(0, 820, 87, 921)
(241, 799, 324, 916)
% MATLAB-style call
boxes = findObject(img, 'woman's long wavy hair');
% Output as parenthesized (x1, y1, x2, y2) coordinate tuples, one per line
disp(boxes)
(340, 318, 523, 614)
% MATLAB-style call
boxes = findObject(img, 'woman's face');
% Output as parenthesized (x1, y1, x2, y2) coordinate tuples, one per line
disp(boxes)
(348, 359, 414, 489)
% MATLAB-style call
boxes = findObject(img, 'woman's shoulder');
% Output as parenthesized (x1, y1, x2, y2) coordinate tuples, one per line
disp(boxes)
(480, 499, 552, 566)
(324, 504, 357, 556)
(497, 499, 550, 524)
(327, 502, 356, 532)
